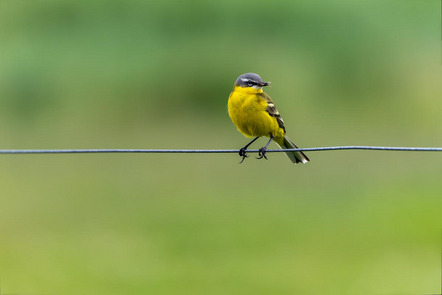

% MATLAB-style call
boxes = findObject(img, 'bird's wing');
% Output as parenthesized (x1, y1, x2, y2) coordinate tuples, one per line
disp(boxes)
(259, 92, 286, 132)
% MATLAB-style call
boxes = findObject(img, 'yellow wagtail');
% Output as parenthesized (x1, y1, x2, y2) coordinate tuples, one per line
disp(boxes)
(228, 73, 310, 164)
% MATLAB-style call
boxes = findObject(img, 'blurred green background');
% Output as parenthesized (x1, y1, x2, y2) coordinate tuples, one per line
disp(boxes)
(0, 1, 440, 294)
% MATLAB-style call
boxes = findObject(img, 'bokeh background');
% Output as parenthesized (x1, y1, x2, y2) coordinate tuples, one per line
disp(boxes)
(0, 1, 440, 294)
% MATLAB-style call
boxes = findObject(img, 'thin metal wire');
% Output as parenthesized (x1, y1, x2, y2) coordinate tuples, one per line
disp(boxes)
(0, 146, 442, 154)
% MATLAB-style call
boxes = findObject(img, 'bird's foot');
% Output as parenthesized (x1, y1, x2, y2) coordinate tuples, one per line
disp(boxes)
(256, 147, 268, 160)
(239, 147, 248, 163)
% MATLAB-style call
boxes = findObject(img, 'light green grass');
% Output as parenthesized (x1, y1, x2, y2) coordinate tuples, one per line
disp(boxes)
(1, 120, 440, 294)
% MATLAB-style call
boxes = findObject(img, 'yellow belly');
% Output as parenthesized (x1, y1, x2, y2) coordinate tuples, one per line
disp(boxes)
(228, 89, 283, 138)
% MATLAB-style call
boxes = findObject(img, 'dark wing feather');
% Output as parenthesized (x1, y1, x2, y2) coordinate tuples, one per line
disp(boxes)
(259, 92, 286, 132)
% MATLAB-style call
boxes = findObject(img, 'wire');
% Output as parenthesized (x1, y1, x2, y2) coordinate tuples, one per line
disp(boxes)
(0, 146, 442, 154)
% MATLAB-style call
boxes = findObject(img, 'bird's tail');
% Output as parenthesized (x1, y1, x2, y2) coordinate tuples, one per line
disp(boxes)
(276, 135, 310, 164)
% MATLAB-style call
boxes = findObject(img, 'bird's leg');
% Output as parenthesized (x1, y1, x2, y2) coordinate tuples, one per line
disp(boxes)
(257, 135, 274, 160)
(239, 136, 259, 163)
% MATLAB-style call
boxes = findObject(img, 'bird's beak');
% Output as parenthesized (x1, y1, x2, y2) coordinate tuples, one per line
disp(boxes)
(260, 81, 271, 87)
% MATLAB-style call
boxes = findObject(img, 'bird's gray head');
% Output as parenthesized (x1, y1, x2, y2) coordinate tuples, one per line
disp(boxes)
(234, 73, 270, 88)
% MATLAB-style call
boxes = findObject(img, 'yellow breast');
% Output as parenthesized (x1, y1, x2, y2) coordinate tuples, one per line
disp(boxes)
(228, 86, 281, 138)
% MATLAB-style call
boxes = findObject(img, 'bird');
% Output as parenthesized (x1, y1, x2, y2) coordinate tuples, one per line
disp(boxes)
(227, 72, 309, 164)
